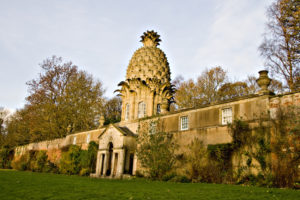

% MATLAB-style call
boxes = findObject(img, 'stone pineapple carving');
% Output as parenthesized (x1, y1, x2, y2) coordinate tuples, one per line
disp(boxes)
(140, 30, 161, 47)
(126, 30, 171, 84)
(116, 30, 174, 121)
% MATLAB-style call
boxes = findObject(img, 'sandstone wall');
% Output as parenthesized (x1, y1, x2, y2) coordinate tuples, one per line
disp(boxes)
(14, 128, 104, 157)
(14, 92, 300, 176)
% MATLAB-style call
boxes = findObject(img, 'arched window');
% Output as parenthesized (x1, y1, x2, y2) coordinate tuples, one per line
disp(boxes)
(157, 104, 161, 114)
(125, 103, 130, 120)
(138, 102, 146, 118)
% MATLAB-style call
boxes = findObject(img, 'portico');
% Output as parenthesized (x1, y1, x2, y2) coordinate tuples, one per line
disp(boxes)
(95, 124, 137, 178)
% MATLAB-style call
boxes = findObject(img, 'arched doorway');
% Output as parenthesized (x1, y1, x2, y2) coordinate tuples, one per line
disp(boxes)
(106, 142, 113, 176)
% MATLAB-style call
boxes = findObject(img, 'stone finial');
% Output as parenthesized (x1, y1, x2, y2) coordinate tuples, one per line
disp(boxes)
(98, 115, 105, 128)
(140, 30, 161, 47)
(256, 70, 272, 95)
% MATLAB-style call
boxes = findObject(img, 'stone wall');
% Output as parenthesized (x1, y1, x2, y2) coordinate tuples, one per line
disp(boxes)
(13, 92, 300, 176)
(14, 128, 105, 158)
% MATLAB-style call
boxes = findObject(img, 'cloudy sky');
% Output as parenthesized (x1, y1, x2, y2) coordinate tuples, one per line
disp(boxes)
(0, 0, 273, 111)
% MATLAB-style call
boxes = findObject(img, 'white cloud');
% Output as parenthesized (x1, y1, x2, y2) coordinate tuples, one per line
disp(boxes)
(192, 0, 271, 80)
(0, 0, 274, 110)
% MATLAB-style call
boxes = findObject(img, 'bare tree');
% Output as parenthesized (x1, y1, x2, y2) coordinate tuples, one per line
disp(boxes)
(259, 0, 300, 91)
(246, 75, 284, 94)
(174, 67, 228, 109)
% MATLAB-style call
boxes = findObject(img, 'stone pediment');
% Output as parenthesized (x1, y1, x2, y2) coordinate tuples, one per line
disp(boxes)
(98, 124, 136, 139)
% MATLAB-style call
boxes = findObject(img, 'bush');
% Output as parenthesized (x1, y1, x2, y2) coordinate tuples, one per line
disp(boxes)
(270, 106, 300, 188)
(170, 175, 191, 183)
(44, 160, 59, 173)
(59, 145, 81, 175)
(162, 172, 177, 181)
(59, 143, 98, 176)
(87, 141, 98, 173)
(11, 150, 57, 173)
(11, 152, 30, 171)
(0, 147, 14, 169)
(184, 139, 233, 184)
(136, 120, 177, 180)
(30, 151, 48, 172)
(79, 168, 90, 176)
(135, 170, 144, 178)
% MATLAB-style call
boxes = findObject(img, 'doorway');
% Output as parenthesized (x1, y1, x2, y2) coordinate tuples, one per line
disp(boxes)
(106, 142, 113, 176)
(100, 154, 105, 175)
(129, 153, 134, 175)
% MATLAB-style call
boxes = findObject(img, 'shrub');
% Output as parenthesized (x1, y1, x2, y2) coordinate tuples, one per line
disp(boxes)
(184, 139, 233, 184)
(135, 170, 144, 178)
(0, 147, 14, 169)
(185, 139, 208, 181)
(11, 150, 57, 173)
(79, 168, 90, 176)
(136, 120, 177, 180)
(77, 142, 98, 176)
(170, 175, 191, 183)
(162, 172, 177, 181)
(44, 160, 59, 173)
(59, 143, 98, 175)
(59, 145, 81, 175)
(87, 141, 98, 173)
(270, 106, 300, 188)
(30, 151, 48, 172)
(11, 152, 30, 171)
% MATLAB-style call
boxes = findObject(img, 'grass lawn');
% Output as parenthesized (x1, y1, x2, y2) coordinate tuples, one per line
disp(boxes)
(0, 170, 299, 200)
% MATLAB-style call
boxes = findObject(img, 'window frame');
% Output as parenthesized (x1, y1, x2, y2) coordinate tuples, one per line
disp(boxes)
(157, 104, 161, 114)
(138, 101, 146, 118)
(221, 107, 233, 125)
(180, 116, 189, 131)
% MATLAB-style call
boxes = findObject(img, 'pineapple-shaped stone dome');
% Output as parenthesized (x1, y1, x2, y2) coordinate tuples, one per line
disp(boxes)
(126, 30, 171, 83)
(117, 30, 174, 121)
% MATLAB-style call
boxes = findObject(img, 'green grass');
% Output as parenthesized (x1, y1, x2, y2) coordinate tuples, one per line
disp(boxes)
(0, 170, 299, 200)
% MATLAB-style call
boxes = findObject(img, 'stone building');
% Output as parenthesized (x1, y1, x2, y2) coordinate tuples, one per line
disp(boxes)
(15, 31, 300, 179)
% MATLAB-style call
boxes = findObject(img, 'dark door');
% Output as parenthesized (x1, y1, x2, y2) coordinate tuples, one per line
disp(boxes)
(129, 153, 134, 175)
(106, 142, 113, 176)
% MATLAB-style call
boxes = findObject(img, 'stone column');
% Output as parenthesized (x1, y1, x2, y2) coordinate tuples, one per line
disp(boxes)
(110, 151, 116, 177)
(117, 149, 125, 177)
(131, 93, 136, 120)
(103, 151, 109, 176)
(95, 151, 102, 176)
(132, 153, 138, 175)
(148, 91, 154, 116)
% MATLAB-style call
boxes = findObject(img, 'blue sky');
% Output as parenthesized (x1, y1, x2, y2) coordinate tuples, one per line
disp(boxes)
(0, 0, 273, 111)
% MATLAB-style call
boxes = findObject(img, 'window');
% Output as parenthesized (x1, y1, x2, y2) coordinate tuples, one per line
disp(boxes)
(180, 116, 189, 130)
(73, 136, 77, 145)
(157, 104, 161, 114)
(125, 104, 130, 120)
(222, 107, 232, 125)
(86, 133, 90, 144)
(138, 102, 146, 118)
